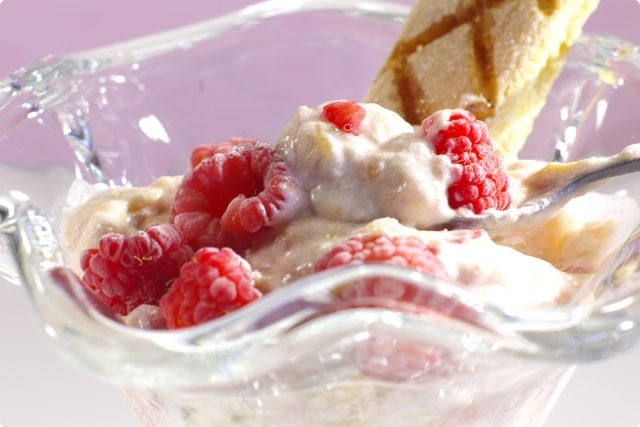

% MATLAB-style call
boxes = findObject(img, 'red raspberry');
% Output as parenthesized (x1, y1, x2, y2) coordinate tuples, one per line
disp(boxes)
(316, 234, 446, 276)
(159, 247, 261, 328)
(189, 138, 256, 170)
(170, 211, 246, 254)
(315, 234, 449, 300)
(322, 100, 366, 135)
(315, 234, 475, 321)
(80, 224, 193, 316)
(356, 333, 445, 382)
(170, 142, 305, 252)
(421, 109, 511, 214)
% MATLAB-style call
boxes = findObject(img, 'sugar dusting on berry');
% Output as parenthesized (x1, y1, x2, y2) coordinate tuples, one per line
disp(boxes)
(189, 138, 257, 170)
(315, 233, 478, 324)
(421, 109, 511, 214)
(159, 247, 261, 329)
(315, 234, 449, 302)
(356, 332, 446, 382)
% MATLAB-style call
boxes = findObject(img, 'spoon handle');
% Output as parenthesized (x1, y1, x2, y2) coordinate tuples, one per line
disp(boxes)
(541, 145, 640, 210)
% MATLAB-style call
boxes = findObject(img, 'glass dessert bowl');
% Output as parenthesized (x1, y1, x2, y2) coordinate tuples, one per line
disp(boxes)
(1, 1, 640, 426)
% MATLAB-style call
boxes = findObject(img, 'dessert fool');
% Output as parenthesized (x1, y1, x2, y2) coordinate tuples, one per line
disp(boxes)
(63, 100, 640, 329)
(55, 1, 618, 426)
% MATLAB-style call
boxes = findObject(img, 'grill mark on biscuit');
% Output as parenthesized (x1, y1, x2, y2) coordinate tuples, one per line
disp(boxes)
(390, 12, 469, 123)
(395, 57, 423, 125)
(389, 0, 508, 124)
(470, 0, 497, 120)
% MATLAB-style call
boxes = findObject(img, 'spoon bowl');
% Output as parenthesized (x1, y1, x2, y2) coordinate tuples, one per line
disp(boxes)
(439, 144, 640, 234)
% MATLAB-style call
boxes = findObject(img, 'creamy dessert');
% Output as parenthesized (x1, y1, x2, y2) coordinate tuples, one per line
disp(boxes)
(57, 1, 628, 425)
(60, 100, 639, 427)
(63, 101, 638, 327)
(60, 0, 614, 332)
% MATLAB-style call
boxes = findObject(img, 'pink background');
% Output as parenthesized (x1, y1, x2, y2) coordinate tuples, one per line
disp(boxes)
(1, 1, 639, 426)
(1, 0, 639, 78)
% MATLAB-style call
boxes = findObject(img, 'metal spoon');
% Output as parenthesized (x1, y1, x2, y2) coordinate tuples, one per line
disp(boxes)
(436, 144, 640, 233)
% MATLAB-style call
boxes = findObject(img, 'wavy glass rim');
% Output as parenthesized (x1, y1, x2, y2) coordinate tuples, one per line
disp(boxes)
(69, 0, 411, 67)
(0, 0, 640, 388)
(0, 0, 410, 138)
(7, 195, 640, 388)
(0, 1, 408, 98)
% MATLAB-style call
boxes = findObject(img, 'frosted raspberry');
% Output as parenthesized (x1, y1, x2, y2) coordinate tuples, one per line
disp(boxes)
(316, 234, 446, 276)
(159, 247, 261, 329)
(315, 234, 474, 321)
(80, 224, 193, 316)
(356, 333, 445, 382)
(421, 109, 511, 214)
(316, 235, 460, 382)
(189, 138, 257, 170)
(170, 142, 305, 252)
(315, 234, 449, 300)
(322, 100, 366, 135)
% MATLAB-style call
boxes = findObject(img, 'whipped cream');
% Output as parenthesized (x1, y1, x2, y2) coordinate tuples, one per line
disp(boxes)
(276, 102, 458, 228)
(60, 100, 640, 427)
(247, 217, 571, 308)
(62, 102, 639, 310)
(62, 175, 181, 272)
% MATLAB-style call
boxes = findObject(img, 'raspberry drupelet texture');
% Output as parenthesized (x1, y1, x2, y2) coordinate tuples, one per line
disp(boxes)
(189, 138, 257, 170)
(170, 142, 306, 253)
(356, 333, 445, 382)
(159, 247, 261, 329)
(315, 234, 450, 302)
(322, 100, 366, 135)
(421, 109, 511, 213)
(315, 233, 476, 320)
(80, 224, 193, 316)
(316, 234, 447, 277)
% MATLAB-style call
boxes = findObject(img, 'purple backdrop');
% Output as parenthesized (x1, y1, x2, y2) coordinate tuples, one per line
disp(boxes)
(1, 0, 639, 78)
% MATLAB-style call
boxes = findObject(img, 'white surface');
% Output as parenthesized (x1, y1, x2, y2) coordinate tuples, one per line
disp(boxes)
(548, 350, 640, 427)
(0, 282, 138, 427)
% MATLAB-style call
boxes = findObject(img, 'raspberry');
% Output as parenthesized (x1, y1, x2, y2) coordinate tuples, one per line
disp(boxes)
(315, 234, 450, 302)
(189, 138, 256, 170)
(356, 333, 445, 382)
(322, 100, 366, 135)
(170, 211, 246, 253)
(159, 247, 261, 328)
(170, 142, 305, 252)
(80, 224, 193, 316)
(421, 109, 511, 214)
(316, 234, 478, 325)
(316, 234, 446, 276)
